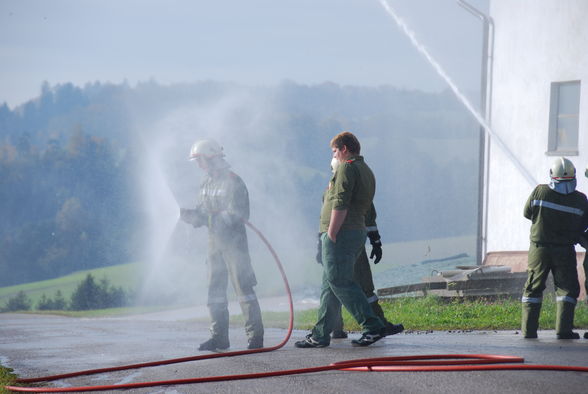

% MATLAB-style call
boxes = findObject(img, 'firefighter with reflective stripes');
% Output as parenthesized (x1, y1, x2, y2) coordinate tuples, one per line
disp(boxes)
(522, 157, 588, 339)
(180, 139, 264, 351)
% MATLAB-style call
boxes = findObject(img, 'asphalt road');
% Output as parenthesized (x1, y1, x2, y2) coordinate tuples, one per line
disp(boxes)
(1, 305, 587, 394)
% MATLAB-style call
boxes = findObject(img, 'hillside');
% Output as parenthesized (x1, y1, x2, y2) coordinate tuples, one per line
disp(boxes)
(0, 80, 480, 288)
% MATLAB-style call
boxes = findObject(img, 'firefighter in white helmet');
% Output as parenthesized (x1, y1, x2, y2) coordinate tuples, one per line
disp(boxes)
(180, 139, 264, 351)
(521, 157, 588, 339)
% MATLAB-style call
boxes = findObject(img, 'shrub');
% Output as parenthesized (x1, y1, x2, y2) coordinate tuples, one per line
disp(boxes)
(69, 274, 129, 310)
(3, 290, 32, 311)
(37, 290, 68, 310)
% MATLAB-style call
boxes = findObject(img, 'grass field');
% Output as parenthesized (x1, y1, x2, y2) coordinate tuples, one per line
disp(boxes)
(0, 263, 143, 309)
(0, 366, 17, 394)
(272, 295, 588, 332)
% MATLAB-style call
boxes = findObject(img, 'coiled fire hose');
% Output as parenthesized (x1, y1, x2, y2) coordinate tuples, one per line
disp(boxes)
(5, 222, 588, 392)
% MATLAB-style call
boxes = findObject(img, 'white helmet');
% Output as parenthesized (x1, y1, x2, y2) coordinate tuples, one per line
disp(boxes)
(189, 139, 224, 161)
(549, 157, 575, 181)
(330, 157, 340, 174)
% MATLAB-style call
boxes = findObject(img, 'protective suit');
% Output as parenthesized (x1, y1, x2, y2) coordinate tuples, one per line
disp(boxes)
(521, 157, 588, 339)
(181, 140, 263, 350)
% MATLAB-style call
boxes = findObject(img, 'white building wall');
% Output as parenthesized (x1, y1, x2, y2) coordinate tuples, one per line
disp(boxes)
(487, 0, 588, 253)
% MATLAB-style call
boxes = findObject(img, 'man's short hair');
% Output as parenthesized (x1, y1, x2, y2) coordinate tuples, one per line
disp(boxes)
(330, 131, 361, 154)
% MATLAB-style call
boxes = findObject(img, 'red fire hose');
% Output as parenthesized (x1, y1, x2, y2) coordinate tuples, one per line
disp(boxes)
(5, 222, 588, 392)
(7, 354, 588, 392)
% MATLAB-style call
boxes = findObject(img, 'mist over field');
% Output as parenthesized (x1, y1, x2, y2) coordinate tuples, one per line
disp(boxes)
(0, 0, 492, 304)
(0, 80, 480, 302)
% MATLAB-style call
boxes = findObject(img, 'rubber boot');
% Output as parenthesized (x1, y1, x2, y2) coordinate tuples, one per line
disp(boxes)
(521, 302, 541, 338)
(200, 306, 230, 351)
(240, 299, 264, 349)
(556, 301, 580, 339)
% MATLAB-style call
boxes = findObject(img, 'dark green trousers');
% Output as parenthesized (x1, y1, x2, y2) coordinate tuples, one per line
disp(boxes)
(522, 243, 579, 301)
(521, 243, 580, 336)
(311, 229, 384, 343)
(332, 247, 388, 332)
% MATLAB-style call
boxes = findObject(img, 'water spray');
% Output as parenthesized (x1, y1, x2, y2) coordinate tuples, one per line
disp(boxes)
(378, 0, 537, 187)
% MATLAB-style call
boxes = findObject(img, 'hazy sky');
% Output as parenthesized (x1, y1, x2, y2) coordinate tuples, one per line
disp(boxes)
(0, 0, 488, 108)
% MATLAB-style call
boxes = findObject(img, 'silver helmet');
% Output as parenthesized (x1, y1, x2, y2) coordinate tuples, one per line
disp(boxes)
(189, 139, 224, 161)
(549, 157, 576, 181)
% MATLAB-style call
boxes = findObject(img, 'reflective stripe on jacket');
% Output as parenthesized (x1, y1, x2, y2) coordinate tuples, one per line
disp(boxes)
(523, 184, 588, 245)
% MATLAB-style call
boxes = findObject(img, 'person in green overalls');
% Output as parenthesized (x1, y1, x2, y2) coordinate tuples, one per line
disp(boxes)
(521, 157, 588, 339)
(295, 131, 387, 348)
(180, 139, 264, 351)
(321, 157, 404, 339)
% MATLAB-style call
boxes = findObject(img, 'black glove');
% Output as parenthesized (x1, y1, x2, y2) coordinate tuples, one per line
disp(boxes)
(368, 231, 382, 264)
(315, 233, 323, 265)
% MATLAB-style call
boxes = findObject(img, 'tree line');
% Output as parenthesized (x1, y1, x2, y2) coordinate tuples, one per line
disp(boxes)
(1, 274, 132, 312)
